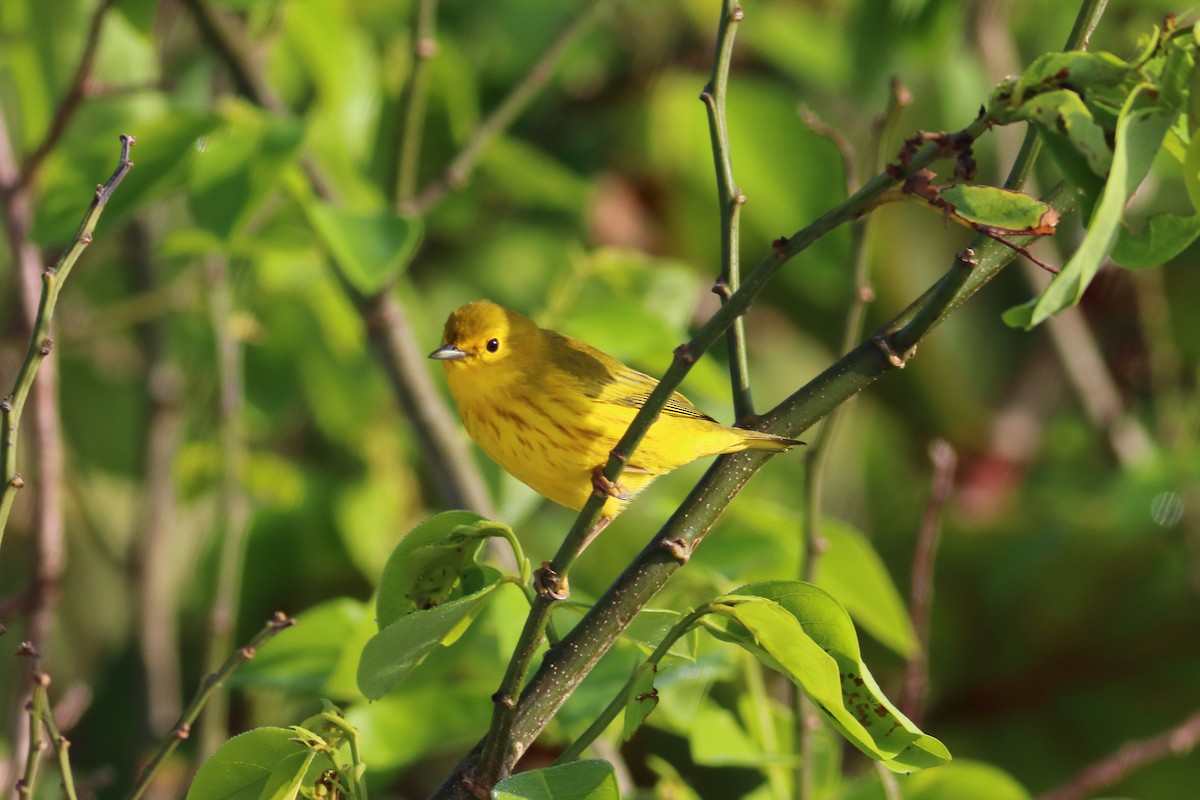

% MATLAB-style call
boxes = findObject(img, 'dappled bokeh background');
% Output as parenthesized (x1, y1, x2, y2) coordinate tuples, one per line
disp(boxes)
(1, 0, 1198, 797)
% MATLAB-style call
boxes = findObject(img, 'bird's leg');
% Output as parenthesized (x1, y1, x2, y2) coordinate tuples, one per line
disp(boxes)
(591, 465, 631, 501)
(534, 560, 569, 600)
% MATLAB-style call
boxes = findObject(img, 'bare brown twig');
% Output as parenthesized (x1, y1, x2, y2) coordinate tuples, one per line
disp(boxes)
(900, 439, 956, 724)
(1037, 711, 1200, 800)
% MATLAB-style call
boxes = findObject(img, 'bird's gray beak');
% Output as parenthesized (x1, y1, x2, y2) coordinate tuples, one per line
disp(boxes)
(428, 344, 468, 361)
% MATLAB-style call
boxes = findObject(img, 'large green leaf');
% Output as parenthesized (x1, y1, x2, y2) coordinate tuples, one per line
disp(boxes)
(816, 518, 918, 657)
(493, 760, 621, 800)
(301, 200, 422, 295)
(900, 759, 1032, 800)
(185, 728, 331, 800)
(1112, 212, 1200, 268)
(706, 582, 949, 772)
(357, 570, 504, 699)
(188, 103, 305, 241)
(1005, 86, 1175, 328)
(374, 510, 506, 627)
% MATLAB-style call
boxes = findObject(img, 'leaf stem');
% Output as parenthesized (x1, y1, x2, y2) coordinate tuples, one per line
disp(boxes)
(127, 612, 297, 800)
(702, 0, 754, 420)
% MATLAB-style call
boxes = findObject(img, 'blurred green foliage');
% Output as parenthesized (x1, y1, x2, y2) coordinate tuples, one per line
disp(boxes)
(2, 0, 1199, 798)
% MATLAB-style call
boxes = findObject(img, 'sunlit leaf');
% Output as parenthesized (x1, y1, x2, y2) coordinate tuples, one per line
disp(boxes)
(1006, 86, 1174, 328)
(186, 728, 330, 800)
(816, 519, 918, 657)
(493, 760, 621, 800)
(706, 583, 949, 771)
(357, 571, 504, 699)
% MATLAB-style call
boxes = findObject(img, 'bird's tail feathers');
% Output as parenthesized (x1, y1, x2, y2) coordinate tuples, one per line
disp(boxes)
(737, 429, 804, 453)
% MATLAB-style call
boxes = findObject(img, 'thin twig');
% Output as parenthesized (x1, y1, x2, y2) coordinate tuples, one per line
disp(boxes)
(392, 0, 440, 206)
(179, 0, 284, 111)
(899, 439, 956, 723)
(40, 700, 80, 800)
(0, 134, 136, 557)
(127, 612, 297, 800)
(198, 254, 251, 759)
(403, 0, 614, 215)
(702, 0, 754, 420)
(15, 0, 116, 192)
(14, 643, 49, 800)
(1037, 711, 1200, 800)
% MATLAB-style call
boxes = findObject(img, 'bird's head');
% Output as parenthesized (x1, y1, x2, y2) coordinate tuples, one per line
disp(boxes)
(429, 300, 540, 375)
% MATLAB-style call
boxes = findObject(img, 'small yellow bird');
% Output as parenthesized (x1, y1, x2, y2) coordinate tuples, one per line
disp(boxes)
(429, 300, 800, 532)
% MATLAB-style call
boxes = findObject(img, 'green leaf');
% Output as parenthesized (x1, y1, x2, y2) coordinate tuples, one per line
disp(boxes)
(357, 570, 504, 699)
(479, 136, 592, 213)
(1006, 86, 1174, 328)
(186, 728, 314, 800)
(188, 104, 305, 241)
(1017, 89, 1113, 176)
(302, 201, 422, 295)
(256, 750, 319, 800)
(1184, 116, 1200, 212)
(1010, 51, 1135, 106)
(706, 583, 950, 771)
(493, 760, 621, 800)
(1112, 213, 1200, 268)
(622, 663, 660, 741)
(937, 185, 1058, 235)
(816, 519, 918, 657)
(900, 759, 1031, 800)
(375, 510, 499, 628)
(688, 700, 782, 767)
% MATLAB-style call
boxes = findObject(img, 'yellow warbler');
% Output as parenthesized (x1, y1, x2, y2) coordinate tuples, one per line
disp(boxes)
(429, 300, 800, 529)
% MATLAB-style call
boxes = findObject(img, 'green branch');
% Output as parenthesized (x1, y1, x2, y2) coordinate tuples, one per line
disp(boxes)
(701, 0, 753, 420)
(392, 0, 439, 207)
(403, 0, 613, 215)
(0, 134, 135, 560)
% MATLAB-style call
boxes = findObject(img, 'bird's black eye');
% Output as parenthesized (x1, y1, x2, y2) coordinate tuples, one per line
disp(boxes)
(486, 338, 500, 353)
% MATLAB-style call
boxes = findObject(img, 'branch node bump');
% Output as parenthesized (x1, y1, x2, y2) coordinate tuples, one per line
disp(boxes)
(712, 278, 733, 300)
(174, 723, 191, 740)
(659, 537, 693, 563)
(38, 338, 54, 357)
(10, 474, 25, 490)
(269, 611, 296, 630)
(490, 691, 516, 709)
(872, 335, 917, 369)
(771, 236, 789, 255)
(673, 343, 696, 365)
